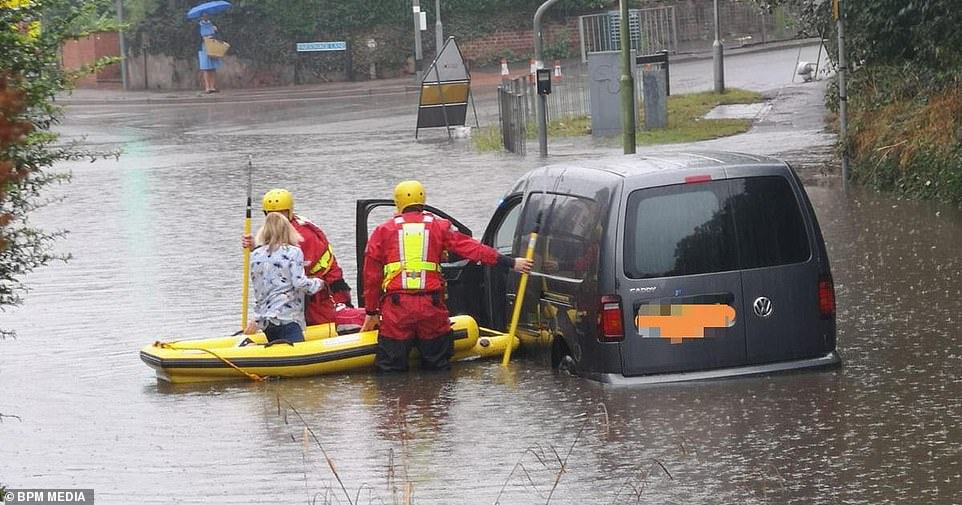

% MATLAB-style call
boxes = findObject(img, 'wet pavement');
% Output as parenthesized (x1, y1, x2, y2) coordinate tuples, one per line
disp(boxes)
(2, 43, 961, 504)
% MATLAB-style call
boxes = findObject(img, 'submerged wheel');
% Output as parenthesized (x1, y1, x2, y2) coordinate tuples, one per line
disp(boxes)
(557, 354, 578, 376)
(551, 335, 577, 375)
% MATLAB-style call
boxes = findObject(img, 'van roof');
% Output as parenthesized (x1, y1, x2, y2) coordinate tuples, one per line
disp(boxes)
(539, 151, 786, 179)
(513, 151, 792, 199)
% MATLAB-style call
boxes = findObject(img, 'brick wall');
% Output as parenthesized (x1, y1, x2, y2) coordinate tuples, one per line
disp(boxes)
(458, 19, 581, 66)
(61, 32, 121, 88)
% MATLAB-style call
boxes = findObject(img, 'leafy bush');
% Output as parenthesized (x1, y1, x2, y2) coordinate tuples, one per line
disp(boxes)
(1, 0, 115, 335)
(757, 0, 962, 205)
(543, 30, 572, 61)
(129, 0, 609, 76)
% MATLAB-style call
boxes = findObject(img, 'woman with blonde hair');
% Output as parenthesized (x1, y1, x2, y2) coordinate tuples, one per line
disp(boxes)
(244, 212, 322, 343)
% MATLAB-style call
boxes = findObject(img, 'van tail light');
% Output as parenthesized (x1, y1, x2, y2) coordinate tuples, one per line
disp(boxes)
(818, 275, 836, 318)
(598, 295, 625, 342)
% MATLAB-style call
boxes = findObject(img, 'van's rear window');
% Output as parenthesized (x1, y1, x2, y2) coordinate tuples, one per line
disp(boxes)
(730, 177, 811, 268)
(625, 181, 736, 278)
(624, 176, 811, 279)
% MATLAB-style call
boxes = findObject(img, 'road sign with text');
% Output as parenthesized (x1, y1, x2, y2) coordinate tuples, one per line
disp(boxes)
(295, 41, 346, 52)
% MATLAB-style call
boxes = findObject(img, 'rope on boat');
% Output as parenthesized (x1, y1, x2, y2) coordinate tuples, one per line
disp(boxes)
(153, 341, 266, 382)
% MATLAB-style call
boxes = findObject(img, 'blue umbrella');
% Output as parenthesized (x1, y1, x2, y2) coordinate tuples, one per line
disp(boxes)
(186, 0, 231, 20)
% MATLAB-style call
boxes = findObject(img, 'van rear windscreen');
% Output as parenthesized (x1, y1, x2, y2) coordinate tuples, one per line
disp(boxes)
(624, 176, 811, 279)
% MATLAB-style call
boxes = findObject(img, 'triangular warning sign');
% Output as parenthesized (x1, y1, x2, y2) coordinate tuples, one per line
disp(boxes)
(416, 37, 478, 137)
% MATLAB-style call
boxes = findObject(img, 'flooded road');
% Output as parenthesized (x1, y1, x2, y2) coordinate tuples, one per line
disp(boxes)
(2, 48, 962, 504)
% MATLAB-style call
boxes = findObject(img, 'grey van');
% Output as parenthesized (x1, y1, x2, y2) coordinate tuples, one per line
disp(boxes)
(356, 151, 840, 383)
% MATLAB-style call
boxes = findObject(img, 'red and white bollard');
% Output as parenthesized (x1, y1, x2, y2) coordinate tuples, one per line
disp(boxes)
(553, 59, 562, 81)
(500, 57, 510, 77)
(528, 58, 536, 84)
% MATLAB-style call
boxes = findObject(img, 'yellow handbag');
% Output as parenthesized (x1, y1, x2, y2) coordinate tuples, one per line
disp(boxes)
(203, 38, 230, 58)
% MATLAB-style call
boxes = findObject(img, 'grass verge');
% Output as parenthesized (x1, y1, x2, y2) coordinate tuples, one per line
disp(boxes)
(846, 65, 962, 207)
(473, 88, 764, 152)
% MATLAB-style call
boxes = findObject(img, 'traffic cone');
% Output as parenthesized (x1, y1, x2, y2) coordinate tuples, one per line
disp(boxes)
(553, 59, 562, 81)
(500, 57, 509, 77)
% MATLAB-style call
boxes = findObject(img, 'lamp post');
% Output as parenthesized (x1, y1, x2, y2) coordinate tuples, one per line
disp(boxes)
(116, 0, 128, 90)
(435, 0, 443, 52)
(619, 0, 635, 154)
(533, 0, 562, 158)
(712, 0, 725, 93)
(413, 0, 423, 82)
(835, 0, 848, 190)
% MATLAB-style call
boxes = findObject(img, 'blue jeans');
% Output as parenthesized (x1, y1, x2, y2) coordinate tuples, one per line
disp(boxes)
(264, 321, 304, 343)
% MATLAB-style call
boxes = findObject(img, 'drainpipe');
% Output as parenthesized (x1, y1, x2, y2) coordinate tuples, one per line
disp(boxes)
(534, 0, 561, 158)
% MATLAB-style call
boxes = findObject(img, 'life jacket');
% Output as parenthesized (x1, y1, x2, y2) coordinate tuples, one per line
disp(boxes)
(293, 215, 336, 277)
(382, 212, 444, 292)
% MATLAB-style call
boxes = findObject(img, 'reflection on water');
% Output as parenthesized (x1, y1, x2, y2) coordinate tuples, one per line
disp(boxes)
(1, 96, 961, 504)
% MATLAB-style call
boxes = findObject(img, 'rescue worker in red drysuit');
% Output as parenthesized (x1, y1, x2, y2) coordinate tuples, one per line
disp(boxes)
(360, 180, 533, 372)
(243, 189, 353, 326)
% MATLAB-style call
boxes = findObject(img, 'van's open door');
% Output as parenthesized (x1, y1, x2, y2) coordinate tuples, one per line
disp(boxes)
(355, 199, 485, 321)
(478, 193, 525, 330)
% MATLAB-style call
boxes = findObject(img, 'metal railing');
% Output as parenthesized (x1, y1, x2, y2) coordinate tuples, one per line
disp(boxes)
(498, 62, 593, 154)
(498, 77, 528, 155)
(579, 6, 678, 61)
(544, 61, 590, 122)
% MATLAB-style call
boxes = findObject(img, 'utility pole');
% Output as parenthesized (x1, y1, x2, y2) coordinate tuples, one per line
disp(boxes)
(413, 0, 423, 83)
(534, 0, 561, 158)
(117, 0, 128, 90)
(619, 0, 636, 153)
(712, 0, 725, 93)
(835, 0, 848, 191)
(435, 0, 443, 54)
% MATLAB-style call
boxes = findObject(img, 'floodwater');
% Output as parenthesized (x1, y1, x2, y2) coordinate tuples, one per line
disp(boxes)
(3, 47, 962, 504)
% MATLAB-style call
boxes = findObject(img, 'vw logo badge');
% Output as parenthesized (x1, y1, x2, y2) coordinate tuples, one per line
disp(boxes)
(753, 297, 773, 318)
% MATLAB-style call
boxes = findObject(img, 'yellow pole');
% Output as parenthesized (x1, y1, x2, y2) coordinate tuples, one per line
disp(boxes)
(502, 213, 541, 366)
(241, 155, 253, 330)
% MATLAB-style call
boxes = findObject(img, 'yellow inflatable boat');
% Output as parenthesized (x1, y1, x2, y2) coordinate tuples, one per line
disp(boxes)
(140, 315, 517, 383)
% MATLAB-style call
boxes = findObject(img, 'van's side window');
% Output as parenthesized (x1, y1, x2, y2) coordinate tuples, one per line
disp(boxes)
(625, 182, 737, 279)
(729, 176, 811, 268)
(520, 193, 602, 282)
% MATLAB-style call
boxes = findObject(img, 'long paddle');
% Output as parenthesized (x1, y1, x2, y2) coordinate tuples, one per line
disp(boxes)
(240, 155, 253, 331)
(501, 212, 542, 366)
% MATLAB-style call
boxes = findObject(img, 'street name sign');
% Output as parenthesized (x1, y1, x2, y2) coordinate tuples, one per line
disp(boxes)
(295, 41, 346, 52)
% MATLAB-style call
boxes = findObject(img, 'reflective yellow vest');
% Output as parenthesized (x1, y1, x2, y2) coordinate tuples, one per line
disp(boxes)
(382, 214, 442, 290)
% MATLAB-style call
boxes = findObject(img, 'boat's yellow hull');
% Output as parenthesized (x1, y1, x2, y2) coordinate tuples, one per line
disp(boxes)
(140, 315, 518, 383)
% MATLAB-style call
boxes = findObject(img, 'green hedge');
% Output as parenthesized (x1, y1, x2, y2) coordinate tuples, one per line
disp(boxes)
(128, 0, 607, 76)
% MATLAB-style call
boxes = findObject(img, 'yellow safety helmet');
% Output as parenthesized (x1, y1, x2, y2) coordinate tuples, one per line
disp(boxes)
(262, 188, 294, 213)
(394, 180, 426, 212)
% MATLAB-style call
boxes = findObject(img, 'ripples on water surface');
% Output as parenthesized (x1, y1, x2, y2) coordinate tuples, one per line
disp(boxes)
(2, 85, 961, 504)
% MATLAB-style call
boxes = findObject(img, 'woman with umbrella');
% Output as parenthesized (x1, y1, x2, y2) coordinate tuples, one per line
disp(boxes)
(197, 12, 219, 93)
(188, 1, 231, 93)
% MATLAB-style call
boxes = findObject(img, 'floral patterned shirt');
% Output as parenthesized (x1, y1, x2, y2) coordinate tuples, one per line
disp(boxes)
(250, 244, 322, 329)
